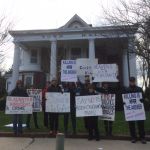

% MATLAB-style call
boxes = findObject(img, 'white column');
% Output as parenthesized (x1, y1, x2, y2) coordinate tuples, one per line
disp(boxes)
(50, 40, 57, 81)
(122, 49, 129, 87)
(128, 38, 137, 78)
(88, 38, 95, 59)
(11, 43, 21, 90)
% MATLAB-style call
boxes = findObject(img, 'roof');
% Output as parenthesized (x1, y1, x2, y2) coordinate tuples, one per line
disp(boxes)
(9, 14, 138, 36)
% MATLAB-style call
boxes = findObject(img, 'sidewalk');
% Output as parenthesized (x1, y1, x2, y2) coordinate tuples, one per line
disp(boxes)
(0, 137, 149, 150)
(0, 132, 150, 141)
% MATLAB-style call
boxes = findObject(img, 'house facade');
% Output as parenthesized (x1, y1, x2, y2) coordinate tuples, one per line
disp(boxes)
(7, 14, 137, 92)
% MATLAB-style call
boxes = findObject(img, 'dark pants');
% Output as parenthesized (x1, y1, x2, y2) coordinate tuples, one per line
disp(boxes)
(64, 111, 76, 134)
(128, 120, 145, 139)
(26, 112, 38, 128)
(85, 116, 100, 139)
(43, 105, 48, 127)
(13, 114, 23, 135)
(104, 120, 113, 136)
(49, 113, 59, 131)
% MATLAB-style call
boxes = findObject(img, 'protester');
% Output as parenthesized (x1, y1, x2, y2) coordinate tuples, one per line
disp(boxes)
(47, 78, 62, 135)
(125, 77, 146, 144)
(42, 81, 51, 128)
(68, 82, 77, 135)
(10, 80, 28, 135)
(96, 82, 114, 136)
(84, 84, 100, 141)
(26, 85, 39, 129)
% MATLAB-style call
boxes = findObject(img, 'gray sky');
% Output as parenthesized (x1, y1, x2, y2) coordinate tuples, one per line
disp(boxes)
(0, 0, 129, 70)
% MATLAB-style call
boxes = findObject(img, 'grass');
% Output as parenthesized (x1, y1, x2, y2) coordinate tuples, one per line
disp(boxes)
(0, 111, 150, 135)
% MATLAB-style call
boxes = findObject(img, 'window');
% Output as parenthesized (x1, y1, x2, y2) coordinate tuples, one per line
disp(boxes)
(30, 50, 38, 63)
(25, 76, 33, 87)
(71, 48, 81, 59)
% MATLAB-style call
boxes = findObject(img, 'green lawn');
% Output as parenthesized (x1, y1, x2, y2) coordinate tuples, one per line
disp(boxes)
(0, 111, 150, 135)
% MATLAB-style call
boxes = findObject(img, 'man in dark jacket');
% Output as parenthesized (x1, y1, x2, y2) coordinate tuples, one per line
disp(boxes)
(96, 82, 115, 136)
(10, 80, 28, 135)
(47, 78, 62, 135)
(125, 77, 146, 144)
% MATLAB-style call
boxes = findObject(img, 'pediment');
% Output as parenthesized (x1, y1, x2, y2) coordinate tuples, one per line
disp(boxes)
(60, 14, 91, 29)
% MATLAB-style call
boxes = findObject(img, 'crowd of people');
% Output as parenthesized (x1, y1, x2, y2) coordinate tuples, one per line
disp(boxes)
(10, 76, 148, 144)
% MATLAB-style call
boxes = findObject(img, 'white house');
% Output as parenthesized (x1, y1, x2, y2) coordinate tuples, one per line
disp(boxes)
(7, 14, 137, 92)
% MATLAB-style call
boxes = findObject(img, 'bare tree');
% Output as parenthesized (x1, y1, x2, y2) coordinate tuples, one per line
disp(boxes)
(102, 0, 150, 88)
(0, 15, 13, 71)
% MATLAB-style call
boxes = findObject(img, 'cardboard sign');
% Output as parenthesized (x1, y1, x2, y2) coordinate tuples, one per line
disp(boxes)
(93, 64, 118, 82)
(75, 95, 102, 117)
(61, 60, 77, 82)
(100, 94, 116, 121)
(46, 92, 70, 113)
(27, 89, 42, 112)
(122, 92, 146, 121)
(5, 96, 33, 114)
(76, 58, 98, 76)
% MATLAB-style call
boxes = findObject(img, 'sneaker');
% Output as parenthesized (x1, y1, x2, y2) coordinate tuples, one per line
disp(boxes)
(96, 137, 100, 141)
(141, 139, 147, 144)
(88, 137, 93, 141)
(131, 139, 136, 143)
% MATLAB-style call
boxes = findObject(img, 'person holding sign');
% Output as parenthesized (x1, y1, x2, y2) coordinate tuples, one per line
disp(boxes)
(42, 81, 51, 128)
(10, 80, 28, 135)
(26, 85, 39, 129)
(96, 82, 115, 136)
(83, 84, 100, 141)
(124, 77, 146, 144)
(47, 78, 62, 135)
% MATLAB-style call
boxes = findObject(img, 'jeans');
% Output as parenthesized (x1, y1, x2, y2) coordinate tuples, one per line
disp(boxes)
(13, 114, 23, 135)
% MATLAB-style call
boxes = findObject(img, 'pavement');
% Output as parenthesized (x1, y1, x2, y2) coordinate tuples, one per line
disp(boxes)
(0, 137, 149, 150)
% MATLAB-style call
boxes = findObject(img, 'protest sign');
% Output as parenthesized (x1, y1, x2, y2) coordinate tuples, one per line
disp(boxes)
(46, 92, 70, 113)
(75, 95, 102, 117)
(100, 94, 116, 121)
(93, 64, 118, 82)
(27, 89, 42, 112)
(61, 60, 77, 82)
(5, 96, 33, 114)
(76, 58, 98, 76)
(122, 92, 146, 121)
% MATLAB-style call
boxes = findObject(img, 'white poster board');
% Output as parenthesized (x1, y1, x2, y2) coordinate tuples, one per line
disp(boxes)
(122, 92, 146, 121)
(27, 89, 42, 112)
(5, 96, 33, 114)
(61, 60, 77, 82)
(75, 95, 102, 117)
(46, 92, 70, 113)
(100, 94, 116, 121)
(76, 58, 98, 76)
(93, 64, 118, 82)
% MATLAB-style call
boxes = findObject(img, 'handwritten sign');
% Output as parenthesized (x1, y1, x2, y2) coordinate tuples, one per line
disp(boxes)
(61, 60, 77, 82)
(5, 96, 33, 114)
(75, 95, 102, 117)
(46, 92, 70, 113)
(76, 58, 98, 76)
(27, 89, 42, 112)
(122, 92, 146, 121)
(93, 64, 118, 82)
(100, 94, 116, 121)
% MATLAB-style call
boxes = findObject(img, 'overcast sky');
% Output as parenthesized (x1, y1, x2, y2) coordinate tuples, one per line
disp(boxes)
(0, 0, 129, 70)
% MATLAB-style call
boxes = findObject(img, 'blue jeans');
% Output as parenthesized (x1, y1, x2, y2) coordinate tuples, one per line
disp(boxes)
(13, 114, 23, 135)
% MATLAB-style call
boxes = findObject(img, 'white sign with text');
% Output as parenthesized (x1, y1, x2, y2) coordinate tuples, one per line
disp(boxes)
(122, 92, 146, 121)
(93, 64, 118, 82)
(27, 89, 42, 112)
(61, 60, 77, 82)
(75, 95, 102, 117)
(5, 96, 33, 114)
(46, 92, 70, 113)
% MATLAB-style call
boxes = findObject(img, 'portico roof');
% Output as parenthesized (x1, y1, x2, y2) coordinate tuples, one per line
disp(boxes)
(9, 14, 138, 43)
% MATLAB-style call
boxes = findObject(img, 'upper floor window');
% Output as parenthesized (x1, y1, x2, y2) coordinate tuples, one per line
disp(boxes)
(30, 50, 37, 63)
